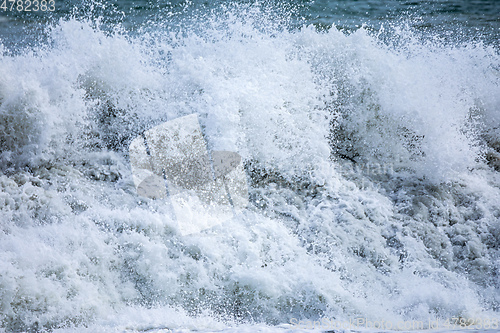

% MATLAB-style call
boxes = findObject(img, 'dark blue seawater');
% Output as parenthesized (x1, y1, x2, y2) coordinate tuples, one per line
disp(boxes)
(1, 0, 499, 50)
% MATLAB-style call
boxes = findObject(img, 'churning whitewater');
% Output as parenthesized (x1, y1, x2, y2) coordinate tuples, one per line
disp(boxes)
(0, 4, 499, 332)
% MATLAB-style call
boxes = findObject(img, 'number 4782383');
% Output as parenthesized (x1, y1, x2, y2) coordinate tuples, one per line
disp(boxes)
(1, 0, 55, 11)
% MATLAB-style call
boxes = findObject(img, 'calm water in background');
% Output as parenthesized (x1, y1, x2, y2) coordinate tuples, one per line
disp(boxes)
(1, 0, 500, 50)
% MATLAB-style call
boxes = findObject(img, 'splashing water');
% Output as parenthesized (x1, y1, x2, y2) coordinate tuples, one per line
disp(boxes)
(1, 2, 499, 332)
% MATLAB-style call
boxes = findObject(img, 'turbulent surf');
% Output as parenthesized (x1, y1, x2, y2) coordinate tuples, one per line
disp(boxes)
(0, 1, 499, 332)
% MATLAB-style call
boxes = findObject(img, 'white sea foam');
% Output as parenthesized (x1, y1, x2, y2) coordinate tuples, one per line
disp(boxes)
(0, 5, 499, 332)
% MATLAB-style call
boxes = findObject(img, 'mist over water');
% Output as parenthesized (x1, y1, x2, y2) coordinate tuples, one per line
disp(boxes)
(1, 1, 500, 332)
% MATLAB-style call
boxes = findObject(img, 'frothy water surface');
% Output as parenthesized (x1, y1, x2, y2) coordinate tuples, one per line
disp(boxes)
(1, 1, 499, 332)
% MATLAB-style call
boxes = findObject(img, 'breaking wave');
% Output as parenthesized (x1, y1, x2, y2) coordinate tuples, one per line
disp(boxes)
(1, 3, 499, 331)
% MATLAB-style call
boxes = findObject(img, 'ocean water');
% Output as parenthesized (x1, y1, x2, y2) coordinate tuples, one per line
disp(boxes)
(1, 0, 500, 332)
